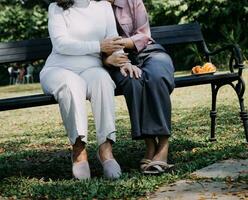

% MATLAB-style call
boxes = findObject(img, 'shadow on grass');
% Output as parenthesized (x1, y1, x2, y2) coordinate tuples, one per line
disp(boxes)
(0, 136, 243, 181)
(0, 117, 132, 181)
(172, 105, 246, 141)
(0, 131, 247, 199)
(0, 104, 247, 199)
(0, 105, 245, 182)
(0, 138, 31, 152)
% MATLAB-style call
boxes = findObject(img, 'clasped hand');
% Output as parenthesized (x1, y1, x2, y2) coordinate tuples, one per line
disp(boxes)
(120, 63, 142, 79)
(100, 36, 125, 56)
(101, 36, 142, 79)
(106, 53, 142, 79)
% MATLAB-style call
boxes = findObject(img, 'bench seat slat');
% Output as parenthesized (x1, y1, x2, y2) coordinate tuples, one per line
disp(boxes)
(0, 72, 239, 112)
(175, 72, 239, 87)
(0, 94, 57, 111)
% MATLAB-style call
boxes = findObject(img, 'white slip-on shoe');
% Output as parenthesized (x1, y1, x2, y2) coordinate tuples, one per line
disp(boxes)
(97, 150, 121, 179)
(71, 154, 91, 180)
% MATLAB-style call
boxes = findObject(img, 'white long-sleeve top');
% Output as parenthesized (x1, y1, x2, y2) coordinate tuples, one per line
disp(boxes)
(42, 1, 118, 73)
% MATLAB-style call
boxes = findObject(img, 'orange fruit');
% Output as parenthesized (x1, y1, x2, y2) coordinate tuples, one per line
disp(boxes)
(192, 65, 202, 74)
(192, 62, 216, 74)
(202, 62, 216, 72)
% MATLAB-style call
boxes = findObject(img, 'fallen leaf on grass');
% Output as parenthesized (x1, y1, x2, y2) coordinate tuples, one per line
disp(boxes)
(0, 148, 5, 153)
(212, 192, 216, 196)
(238, 170, 248, 174)
(225, 176, 234, 183)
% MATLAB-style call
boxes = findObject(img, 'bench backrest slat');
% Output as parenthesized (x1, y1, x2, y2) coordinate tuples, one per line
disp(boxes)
(0, 52, 51, 64)
(151, 22, 204, 45)
(0, 38, 52, 64)
(0, 22, 204, 65)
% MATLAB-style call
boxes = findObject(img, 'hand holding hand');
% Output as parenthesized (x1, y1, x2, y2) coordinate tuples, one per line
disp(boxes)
(100, 37, 125, 55)
(105, 53, 130, 67)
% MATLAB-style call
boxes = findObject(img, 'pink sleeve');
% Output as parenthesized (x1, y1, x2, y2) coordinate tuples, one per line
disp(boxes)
(130, 0, 152, 52)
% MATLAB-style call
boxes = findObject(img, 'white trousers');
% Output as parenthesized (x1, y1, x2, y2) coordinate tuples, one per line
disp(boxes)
(40, 67, 116, 146)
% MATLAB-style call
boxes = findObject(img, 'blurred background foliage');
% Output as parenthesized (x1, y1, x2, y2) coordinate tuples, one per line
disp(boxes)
(0, 0, 247, 78)
(0, 0, 48, 41)
(146, 0, 248, 57)
(145, 0, 248, 69)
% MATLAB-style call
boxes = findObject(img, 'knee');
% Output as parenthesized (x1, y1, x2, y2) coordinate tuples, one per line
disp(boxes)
(144, 54, 175, 89)
(144, 68, 175, 93)
(56, 77, 86, 100)
(90, 71, 116, 91)
(150, 53, 174, 73)
(122, 77, 143, 91)
(145, 71, 164, 86)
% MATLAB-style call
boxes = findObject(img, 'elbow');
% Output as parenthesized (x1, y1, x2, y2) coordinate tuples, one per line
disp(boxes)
(54, 41, 68, 54)
(52, 37, 71, 54)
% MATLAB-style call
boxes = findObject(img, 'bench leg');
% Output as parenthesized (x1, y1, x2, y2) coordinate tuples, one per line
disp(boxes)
(9, 77, 13, 85)
(234, 78, 248, 142)
(210, 83, 219, 142)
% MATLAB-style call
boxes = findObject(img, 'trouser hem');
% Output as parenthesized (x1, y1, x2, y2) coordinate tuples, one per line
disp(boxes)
(131, 126, 171, 140)
(97, 131, 116, 146)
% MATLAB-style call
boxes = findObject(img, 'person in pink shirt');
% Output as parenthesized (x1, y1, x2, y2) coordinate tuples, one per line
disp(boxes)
(104, 0, 175, 174)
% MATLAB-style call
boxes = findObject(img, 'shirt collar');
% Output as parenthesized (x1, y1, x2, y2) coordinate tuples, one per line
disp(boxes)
(113, 0, 125, 8)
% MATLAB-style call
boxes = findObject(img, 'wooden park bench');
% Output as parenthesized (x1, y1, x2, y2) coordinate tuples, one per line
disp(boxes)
(0, 22, 247, 142)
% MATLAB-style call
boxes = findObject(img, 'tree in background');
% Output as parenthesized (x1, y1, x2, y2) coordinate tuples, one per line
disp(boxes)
(0, 0, 48, 42)
(145, 0, 248, 58)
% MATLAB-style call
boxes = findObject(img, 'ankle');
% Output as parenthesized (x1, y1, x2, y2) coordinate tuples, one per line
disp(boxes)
(72, 138, 87, 163)
(99, 140, 114, 161)
(144, 138, 157, 160)
(152, 147, 168, 162)
(144, 149, 155, 160)
(152, 155, 168, 162)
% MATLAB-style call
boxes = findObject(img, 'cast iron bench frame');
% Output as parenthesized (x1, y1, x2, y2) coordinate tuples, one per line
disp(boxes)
(0, 22, 247, 142)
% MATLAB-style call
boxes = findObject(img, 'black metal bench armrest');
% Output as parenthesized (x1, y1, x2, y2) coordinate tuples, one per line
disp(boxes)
(204, 44, 244, 74)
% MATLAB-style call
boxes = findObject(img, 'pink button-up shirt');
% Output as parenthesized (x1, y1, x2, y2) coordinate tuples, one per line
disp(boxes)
(113, 0, 154, 52)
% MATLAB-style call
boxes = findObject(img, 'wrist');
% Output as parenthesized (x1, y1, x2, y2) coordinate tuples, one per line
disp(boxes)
(123, 38, 135, 49)
(102, 54, 111, 67)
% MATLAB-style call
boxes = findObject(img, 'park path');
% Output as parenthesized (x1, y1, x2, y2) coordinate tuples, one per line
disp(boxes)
(147, 159, 248, 200)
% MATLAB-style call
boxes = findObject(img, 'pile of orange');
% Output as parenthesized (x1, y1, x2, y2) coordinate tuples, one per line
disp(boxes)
(192, 62, 216, 74)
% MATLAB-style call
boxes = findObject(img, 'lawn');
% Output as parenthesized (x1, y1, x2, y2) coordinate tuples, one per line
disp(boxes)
(0, 70, 248, 199)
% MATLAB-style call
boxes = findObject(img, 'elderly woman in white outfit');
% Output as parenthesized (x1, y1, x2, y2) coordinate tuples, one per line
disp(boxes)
(40, 0, 129, 180)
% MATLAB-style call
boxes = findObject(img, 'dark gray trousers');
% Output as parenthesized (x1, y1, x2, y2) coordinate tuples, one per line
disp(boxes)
(108, 44, 175, 139)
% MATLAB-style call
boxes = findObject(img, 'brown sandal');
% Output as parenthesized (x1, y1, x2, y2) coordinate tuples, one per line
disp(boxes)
(143, 160, 174, 174)
(140, 158, 152, 172)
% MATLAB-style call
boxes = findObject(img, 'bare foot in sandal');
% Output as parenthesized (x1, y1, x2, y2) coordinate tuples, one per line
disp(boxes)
(143, 136, 173, 174)
(152, 136, 169, 162)
(140, 138, 157, 172)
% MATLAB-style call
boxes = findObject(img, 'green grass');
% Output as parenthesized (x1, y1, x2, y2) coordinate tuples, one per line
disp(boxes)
(0, 70, 248, 199)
